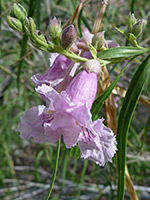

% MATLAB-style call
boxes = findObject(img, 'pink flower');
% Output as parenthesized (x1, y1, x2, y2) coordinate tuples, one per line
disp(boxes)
(17, 69, 117, 166)
(78, 119, 117, 166)
(31, 54, 78, 93)
(17, 70, 97, 147)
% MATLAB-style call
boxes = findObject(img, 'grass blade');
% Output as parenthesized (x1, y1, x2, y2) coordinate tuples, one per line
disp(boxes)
(117, 54, 150, 200)
(36, 0, 41, 29)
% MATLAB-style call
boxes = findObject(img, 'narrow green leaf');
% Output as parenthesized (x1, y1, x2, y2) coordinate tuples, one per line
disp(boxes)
(82, 15, 91, 32)
(77, 160, 88, 199)
(130, 0, 136, 13)
(145, 72, 150, 100)
(117, 54, 150, 200)
(62, 151, 69, 180)
(91, 59, 134, 120)
(97, 46, 148, 60)
(35, 150, 44, 181)
(36, 0, 41, 29)
(78, 9, 83, 37)
(28, 0, 37, 17)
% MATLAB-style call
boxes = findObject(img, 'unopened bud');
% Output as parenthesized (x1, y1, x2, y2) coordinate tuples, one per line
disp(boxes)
(29, 17, 36, 33)
(83, 59, 101, 74)
(49, 17, 62, 41)
(61, 25, 77, 49)
(18, 4, 27, 17)
(92, 31, 105, 50)
(128, 13, 137, 32)
(23, 19, 30, 35)
(69, 43, 79, 54)
(13, 3, 27, 22)
(105, 40, 120, 48)
(132, 19, 147, 37)
(7, 16, 23, 31)
(76, 33, 94, 51)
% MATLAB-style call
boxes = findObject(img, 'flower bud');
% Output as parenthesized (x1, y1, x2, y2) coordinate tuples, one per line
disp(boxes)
(13, 3, 27, 22)
(128, 13, 137, 32)
(18, 4, 27, 17)
(83, 59, 101, 74)
(28, 17, 36, 33)
(69, 43, 79, 54)
(61, 25, 77, 49)
(104, 40, 120, 48)
(92, 31, 105, 50)
(131, 19, 147, 37)
(49, 17, 62, 41)
(76, 33, 94, 51)
(7, 16, 23, 31)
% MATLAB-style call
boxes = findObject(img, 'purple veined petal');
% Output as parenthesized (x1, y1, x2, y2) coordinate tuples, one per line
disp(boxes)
(44, 111, 80, 148)
(48, 112, 73, 131)
(78, 118, 117, 166)
(16, 106, 48, 143)
(16, 105, 62, 144)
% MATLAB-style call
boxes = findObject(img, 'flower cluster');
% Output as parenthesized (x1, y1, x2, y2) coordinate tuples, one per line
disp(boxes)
(16, 26, 117, 166)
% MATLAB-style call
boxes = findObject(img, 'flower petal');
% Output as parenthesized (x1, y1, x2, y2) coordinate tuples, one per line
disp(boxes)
(78, 119, 117, 166)
(31, 55, 73, 92)
(44, 123, 61, 143)
(16, 106, 47, 143)
(62, 123, 80, 148)
(36, 84, 59, 108)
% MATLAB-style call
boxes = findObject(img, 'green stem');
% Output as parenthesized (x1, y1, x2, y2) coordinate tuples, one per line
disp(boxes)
(46, 139, 61, 200)
(31, 32, 88, 63)
(77, 160, 88, 199)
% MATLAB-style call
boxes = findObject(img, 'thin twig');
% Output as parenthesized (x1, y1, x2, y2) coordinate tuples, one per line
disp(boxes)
(92, 0, 108, 33)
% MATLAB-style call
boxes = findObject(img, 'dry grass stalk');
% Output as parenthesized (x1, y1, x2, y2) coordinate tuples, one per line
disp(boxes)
(113, 86, 150, 108)
(91, 0, 108, 34)
(125, 165, 139, 200)
(98, 66, 117, 133)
